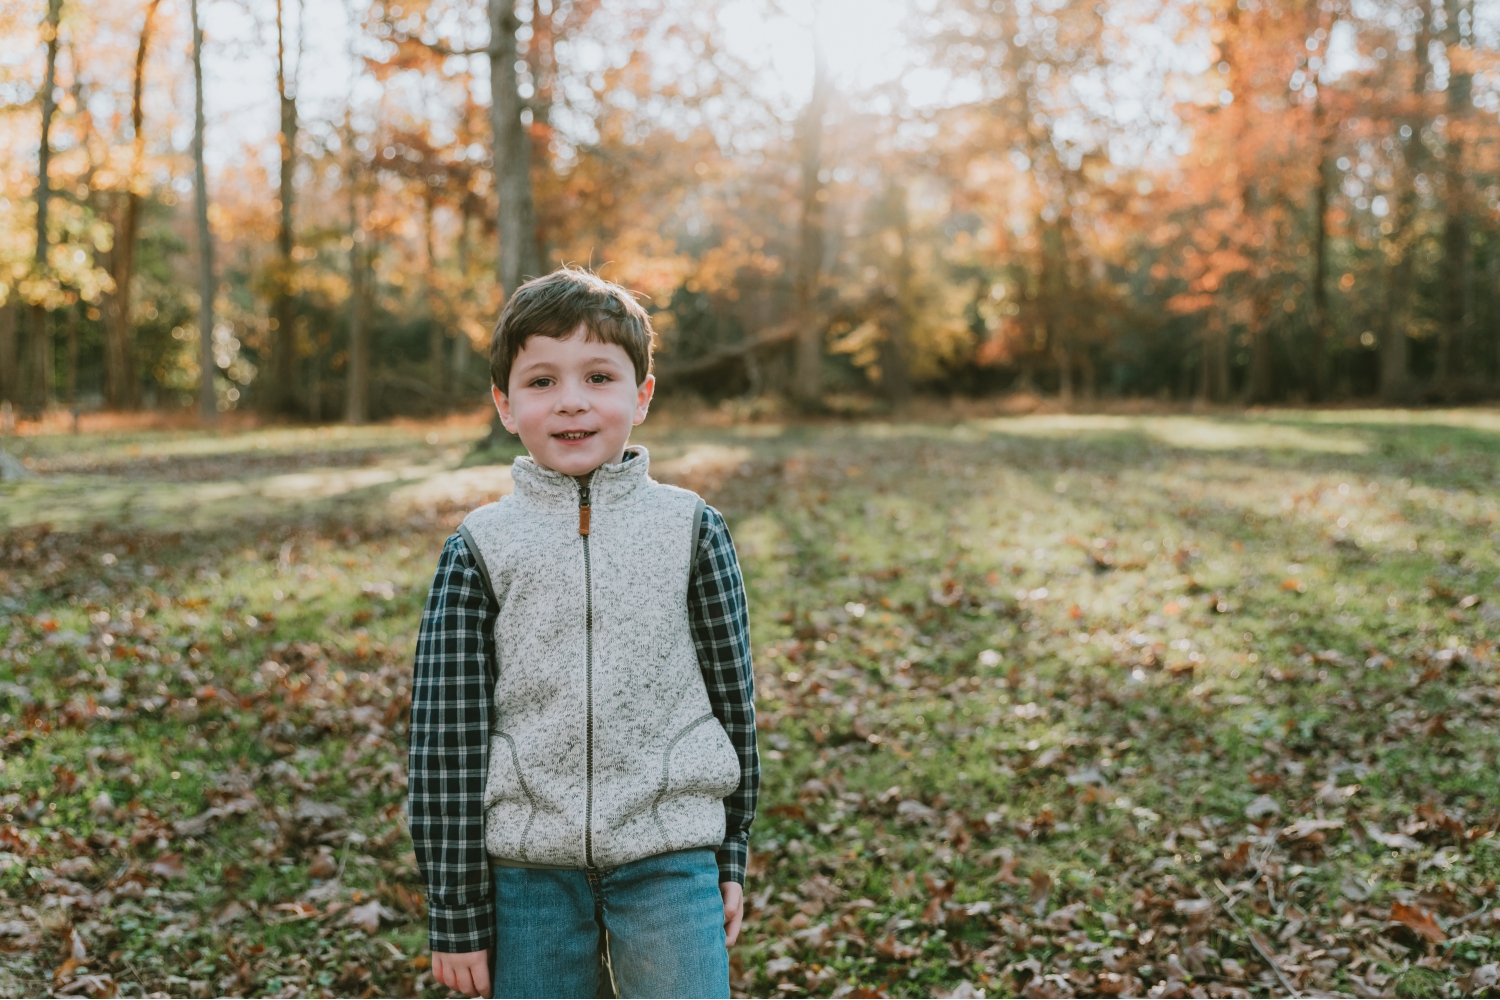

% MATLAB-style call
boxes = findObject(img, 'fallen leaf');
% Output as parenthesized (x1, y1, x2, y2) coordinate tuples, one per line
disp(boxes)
(1043, 902, 1086, 929)
(53, 956, 81, 987)
(149, 853, 186, 879)
(213, 901, 248, 926)
(1279, 817, 1343, 841)
(897, 799, 938, 823)
(1028, 870, 1052, 915)
(1219, 840, 1251, 873)
(173, 812, 216, 838)
(55, 973, 114, 997)
(1365, 823, 1422, 851)
(873, 934, 920, 960)
(1244, 794, 1281, 820)
(292, 799, 347, 823)
(344, 899, 394, 934)
(1457, 964, 1498, 993)
(53, 856, 93, 878)
(1389, 901, 1446, 943)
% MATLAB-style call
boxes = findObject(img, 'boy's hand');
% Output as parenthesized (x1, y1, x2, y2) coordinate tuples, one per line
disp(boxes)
(432, 949, 490, 998)
(721, 881, 745, 947)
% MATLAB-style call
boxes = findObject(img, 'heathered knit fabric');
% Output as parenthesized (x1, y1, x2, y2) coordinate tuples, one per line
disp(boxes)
(460, 447, 741, 869)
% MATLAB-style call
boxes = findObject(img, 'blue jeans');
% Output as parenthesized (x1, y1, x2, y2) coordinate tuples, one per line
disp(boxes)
(490, 848, 729, 999)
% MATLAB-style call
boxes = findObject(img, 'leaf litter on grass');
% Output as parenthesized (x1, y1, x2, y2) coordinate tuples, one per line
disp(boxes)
(0, 410, 1499, 997)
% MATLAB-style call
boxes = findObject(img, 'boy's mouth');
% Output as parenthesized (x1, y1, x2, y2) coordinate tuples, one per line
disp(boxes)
(553, 430, 597, 441)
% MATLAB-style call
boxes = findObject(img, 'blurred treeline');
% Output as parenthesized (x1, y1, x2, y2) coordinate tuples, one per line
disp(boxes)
(1, 0, 1497, 422)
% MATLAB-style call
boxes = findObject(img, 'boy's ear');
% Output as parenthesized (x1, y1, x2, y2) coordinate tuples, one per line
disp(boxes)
(633, 374, 656, 426)
(492, 385, 518, 433)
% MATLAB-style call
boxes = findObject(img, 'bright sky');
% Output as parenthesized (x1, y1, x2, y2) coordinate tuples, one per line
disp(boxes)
(180, 0, 1437, 186)
(191, 0, 916, 176)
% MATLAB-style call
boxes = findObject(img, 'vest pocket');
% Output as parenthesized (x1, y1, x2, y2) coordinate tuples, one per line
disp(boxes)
(650, 713, 741, 841)
(484, 732, 539, 861)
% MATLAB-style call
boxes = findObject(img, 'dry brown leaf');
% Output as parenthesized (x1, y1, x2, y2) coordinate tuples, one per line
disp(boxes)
(148, 852, 186, 879)
(1390, 901, 1446, 943)
(1279, 817, 1343, 841)
(52, 956, 81, 988)
(344, 899, 393, 934)
(873, 934, 920, 960)
(273, 901, 319, 920)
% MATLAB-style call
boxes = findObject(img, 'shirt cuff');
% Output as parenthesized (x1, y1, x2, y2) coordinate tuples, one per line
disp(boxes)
(428, 898, 494, 955)
(716, 831, 749, 885)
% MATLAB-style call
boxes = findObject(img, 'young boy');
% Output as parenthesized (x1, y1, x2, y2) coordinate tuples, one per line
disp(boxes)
(408, 267, 759, 999)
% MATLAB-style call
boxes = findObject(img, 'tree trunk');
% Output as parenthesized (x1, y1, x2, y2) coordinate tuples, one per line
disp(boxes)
(1438, 0, 1473, 384)
(191, 0, 216, 421)
(64, 303, 76, 407)
(104, 0, 161, 411)
(479, 0, 540, 448)
(1199, 327, 1231, 403)
(345, 160, 368, 425)
(1382, 6, 1432, 402)
(271, 0, 300, 416)
(792, 34, 830, 409)
(1197, 332, 1210, 403)
(451, 205, 471, 385)
(489, 0, 539, 298)
(1488, 228, 1500, 385)
(1246, 295, 1274, 404)
(1308, 85, 1332, 402)
(1053, 339, 1073, 405)
(425, 195, 444, 395)
(29, 0, 62, 416)
(881, 179, 912, 403)
(0, 304, 15, 406)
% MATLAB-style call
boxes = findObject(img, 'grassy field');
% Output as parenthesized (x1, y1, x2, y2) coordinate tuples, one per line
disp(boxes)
(1, 407, 1499, 998)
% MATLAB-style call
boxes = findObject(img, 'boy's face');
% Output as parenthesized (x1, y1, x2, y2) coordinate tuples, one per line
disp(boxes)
(493, 326, 654, 478)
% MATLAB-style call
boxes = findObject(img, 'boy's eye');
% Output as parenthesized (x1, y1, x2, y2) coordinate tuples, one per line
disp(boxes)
(529, 377, 554, 388)
(587, 373, 612, 384)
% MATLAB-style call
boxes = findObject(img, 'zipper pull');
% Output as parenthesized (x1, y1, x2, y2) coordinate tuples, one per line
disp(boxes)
(579, 482, 591, 536)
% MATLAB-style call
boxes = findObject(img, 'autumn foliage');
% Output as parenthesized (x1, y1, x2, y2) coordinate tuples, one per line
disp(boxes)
(0, 0, 1495, 419)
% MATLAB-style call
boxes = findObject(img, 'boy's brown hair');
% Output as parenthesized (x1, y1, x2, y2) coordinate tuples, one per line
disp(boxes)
(489, 267, 655, 392)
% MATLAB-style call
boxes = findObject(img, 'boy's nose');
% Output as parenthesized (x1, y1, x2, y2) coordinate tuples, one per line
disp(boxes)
(555, 379, 590, 412)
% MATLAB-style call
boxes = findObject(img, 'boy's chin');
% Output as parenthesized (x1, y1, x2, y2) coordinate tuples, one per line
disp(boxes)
(531, 442, 622, 476)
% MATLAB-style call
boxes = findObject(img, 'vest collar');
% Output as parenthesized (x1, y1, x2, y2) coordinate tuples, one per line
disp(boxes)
(510, 446, 652, 511)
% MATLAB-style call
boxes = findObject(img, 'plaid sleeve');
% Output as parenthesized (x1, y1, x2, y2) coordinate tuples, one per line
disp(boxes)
(408, 532, 498, 955)
(688, 504, 759, 886)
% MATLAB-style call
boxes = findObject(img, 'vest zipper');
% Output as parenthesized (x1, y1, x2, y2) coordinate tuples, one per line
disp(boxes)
(579, 474, 596, 868)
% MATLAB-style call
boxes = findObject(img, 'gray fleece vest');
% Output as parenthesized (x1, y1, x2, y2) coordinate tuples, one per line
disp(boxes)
(458, 447, 740, 869)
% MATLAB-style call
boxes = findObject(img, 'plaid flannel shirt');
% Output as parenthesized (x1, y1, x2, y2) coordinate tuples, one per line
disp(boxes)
(407, 504, 758, 954)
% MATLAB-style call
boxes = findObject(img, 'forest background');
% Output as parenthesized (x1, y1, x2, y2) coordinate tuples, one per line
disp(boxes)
(2, 0, 1499, 420)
